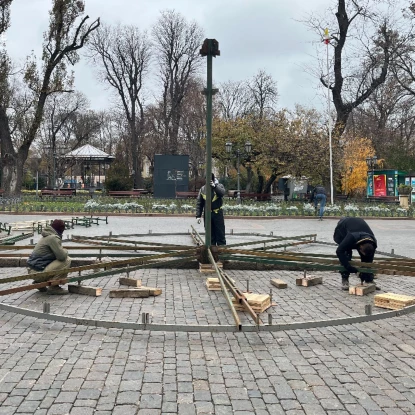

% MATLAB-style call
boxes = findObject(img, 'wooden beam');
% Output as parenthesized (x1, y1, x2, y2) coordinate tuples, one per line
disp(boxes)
(109, 289, 150, 298)
(270, 279, 287, 289)
(119, 277, 142, 287)
(68, 285, 102, 296)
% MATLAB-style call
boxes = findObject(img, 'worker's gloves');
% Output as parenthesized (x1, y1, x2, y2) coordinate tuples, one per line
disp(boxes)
(210, 180, 216, 188)
(197, 218, 201, 224)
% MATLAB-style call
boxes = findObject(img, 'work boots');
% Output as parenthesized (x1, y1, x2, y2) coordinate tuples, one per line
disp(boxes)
(46, 286, 69, 295)
(341, 276, 349, 291)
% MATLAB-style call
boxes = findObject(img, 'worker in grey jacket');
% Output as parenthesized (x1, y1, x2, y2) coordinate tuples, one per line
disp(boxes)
(196, 173, 226, 245)
(27, 219, 71, 295)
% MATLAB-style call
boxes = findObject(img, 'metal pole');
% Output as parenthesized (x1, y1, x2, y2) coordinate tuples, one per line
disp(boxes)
(327, 39, 334, 205)
(53, 151, 56, 190)
(205, 40, 213, 248)
(236, 150, 241, 204)
(35, 171, 38, 197)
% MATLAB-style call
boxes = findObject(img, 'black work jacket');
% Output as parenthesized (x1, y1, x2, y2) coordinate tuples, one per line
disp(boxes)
(333, 217, 377, 272)
(196, 183, 226, 218)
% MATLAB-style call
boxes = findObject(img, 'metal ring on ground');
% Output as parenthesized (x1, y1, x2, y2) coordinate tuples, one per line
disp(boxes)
(0, 301, 414, 333)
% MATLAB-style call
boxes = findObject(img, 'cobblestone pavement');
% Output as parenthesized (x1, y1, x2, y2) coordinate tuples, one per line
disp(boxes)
(0, 215, 415, 414)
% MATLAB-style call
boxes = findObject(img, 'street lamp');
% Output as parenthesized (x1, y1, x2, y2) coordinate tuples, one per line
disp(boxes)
(225, 141, 252, 204)
(366, 155, 377, 197)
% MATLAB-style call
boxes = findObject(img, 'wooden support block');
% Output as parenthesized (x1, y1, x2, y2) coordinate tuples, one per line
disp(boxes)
(374, 292, 415, 310)
(205, 277, 235, 291)
(68, 284, 102, 296)
(199, 262, 223, 273)
(296, 276, 323, 287)
(109, 289, 150, 298)
(232, 293, 271, 313)
(349, 284, 376, 296)
(119, 277, 142, 287)
(140, 286, 162, 296)
(271, 279, 287, 289)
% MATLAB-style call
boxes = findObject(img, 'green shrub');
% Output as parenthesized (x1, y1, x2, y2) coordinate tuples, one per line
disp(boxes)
(104, 161, 134, 191)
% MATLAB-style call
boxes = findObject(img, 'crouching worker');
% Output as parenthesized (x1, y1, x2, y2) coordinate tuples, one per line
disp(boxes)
(196, 173, 226, 246)
(333, 217, 377, 290)
(27, 219, 71, 295)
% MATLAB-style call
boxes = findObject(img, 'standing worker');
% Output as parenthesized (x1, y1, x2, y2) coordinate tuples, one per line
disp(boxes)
(196, 173, 226, 246)
(311, 184, 327, 220)
(27, 219, 71, 295)
(333, 217, 377, 290)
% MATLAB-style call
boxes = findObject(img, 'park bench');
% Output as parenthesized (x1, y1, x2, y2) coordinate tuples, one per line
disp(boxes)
(108, 190, 141, 198)
(176, 191, 199, 198)
(40, 189, 76, 198)
(334, 194, 349, 202)
(367, 196, 399, 205)
(241, 193, 272, 201)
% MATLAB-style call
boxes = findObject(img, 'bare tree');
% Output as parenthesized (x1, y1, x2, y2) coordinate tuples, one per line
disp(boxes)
(247, 69, 278, 121)
(152, 9, 204, 154)
(306, 0, 396, 139)
(88, 23, 151, 188)
(217, 80, 250, 120)
(0, 0, 12, 35)
(0, 0, 99, 195)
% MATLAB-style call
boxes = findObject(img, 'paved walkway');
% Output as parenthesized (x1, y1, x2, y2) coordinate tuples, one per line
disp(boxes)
(0, 215, 414, 414)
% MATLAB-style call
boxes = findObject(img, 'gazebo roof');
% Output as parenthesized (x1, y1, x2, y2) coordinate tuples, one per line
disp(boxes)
(64, 144, 115, 161)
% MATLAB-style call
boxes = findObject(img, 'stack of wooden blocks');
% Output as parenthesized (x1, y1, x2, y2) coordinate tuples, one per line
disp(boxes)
(374, 292, 415, 310)
(199, 262, 223, 273)
(232, 293, 271, 313)
(205, 277, 235, 291)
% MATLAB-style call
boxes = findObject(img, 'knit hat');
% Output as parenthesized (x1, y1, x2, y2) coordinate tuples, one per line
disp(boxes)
(51, 219, 65, 235)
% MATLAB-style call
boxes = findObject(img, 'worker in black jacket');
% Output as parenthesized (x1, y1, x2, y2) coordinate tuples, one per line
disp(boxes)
(333, 217, 377, 290)
(196, 173, 226, 246)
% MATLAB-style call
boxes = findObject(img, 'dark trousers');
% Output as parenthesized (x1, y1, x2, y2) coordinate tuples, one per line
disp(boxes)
(211, 210, 226, 246)
(340, 250, 374, 283)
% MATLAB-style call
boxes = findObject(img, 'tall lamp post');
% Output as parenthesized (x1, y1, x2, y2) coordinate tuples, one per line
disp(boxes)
(225, 141, 252, 204)
(366, 155, 377, 197)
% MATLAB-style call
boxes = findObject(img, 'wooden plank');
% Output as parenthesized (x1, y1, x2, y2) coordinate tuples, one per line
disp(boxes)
(109, 289, 150, 298)
(374, 292, 415, 310)
(119, 277, 142, 287)
(68, 284, 102, 296)
(140, 286, 162, 296)
(270, 279, 287, 289)
(349, 284, 376, 296)
(296, 276, 323, 287)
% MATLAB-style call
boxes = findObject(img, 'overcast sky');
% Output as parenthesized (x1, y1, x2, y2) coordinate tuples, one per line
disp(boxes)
(6, 0, 331, 112)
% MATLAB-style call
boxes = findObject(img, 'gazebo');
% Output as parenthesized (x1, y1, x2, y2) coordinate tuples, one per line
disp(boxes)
(63, 144, 115, 190)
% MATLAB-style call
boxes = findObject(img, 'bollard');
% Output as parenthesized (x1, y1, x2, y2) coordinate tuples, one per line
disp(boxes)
(268, 314, 272, 325)
(270, 231, 273, 236)
(303, 270, 307, 278)
(269, 289, 273, 302)
(148, 229, 152, 234)
(391, 248, 394, 255)
(141, 313, 147, 324)
(30, 239, 34, 245)
(231, 229, 234, 235)
(246, 280, 249, 292)
(43, 303, 50, 314)
(109, 231, 112, 236)
(365, 304, 372, 315)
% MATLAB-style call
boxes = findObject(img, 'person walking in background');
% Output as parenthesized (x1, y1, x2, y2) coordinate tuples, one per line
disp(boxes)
(333, 217, 377, 291)
(27, 219, 71, 295)
(311, 184, 327, 220)
(196, 173, 226, 246)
